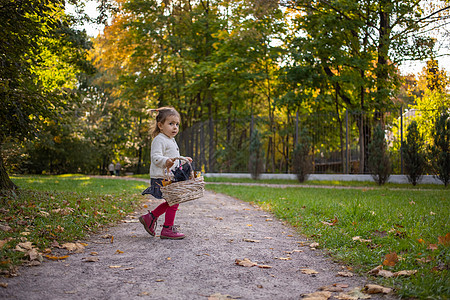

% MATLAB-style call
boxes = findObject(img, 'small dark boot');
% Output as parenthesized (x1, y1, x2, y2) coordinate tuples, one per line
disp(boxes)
(139, 211, 158, 236)
(160, 225, 185, 240)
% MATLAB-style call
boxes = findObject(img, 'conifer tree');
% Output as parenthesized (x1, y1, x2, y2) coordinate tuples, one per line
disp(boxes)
(430, 111, 450, 186)
(368, 123, 391, 185)
(402, 121, 426, 185)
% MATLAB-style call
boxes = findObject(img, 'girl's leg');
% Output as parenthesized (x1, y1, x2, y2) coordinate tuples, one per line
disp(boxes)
(151, 202, 170, 218)
(163, 204, 179, 227)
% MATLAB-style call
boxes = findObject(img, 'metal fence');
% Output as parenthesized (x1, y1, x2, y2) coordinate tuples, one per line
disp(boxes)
(177, 108, 436, 175)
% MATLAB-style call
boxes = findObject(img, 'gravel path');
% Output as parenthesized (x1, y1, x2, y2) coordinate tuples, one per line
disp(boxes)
(0, 187, 395, 300)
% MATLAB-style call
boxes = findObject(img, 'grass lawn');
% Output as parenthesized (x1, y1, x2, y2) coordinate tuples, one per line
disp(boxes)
(1, 175, 147, 274)
(206, 184, 450, 299)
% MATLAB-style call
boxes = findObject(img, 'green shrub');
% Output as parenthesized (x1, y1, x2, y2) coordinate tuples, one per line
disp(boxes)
(368, 123, 391, 185)
(292, 130, 312, 182)
(402, 121, 426, 185)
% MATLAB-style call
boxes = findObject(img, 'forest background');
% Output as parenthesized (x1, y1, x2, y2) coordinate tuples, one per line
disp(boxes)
(1, 0, 450, 189)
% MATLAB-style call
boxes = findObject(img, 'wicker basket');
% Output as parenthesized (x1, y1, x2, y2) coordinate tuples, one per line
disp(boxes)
(160, 158, 205, 206)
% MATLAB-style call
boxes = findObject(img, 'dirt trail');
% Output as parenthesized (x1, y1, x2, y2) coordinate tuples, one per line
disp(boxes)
(0, 188, 395, 300)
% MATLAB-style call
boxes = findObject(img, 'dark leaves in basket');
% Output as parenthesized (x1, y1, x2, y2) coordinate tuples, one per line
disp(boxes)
(172, 162, 192, 182)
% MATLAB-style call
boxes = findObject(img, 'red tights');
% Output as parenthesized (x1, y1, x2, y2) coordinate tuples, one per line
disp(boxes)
(151, 202, 179, 227)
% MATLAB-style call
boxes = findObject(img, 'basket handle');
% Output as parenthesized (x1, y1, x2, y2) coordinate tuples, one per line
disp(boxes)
(164, 157, 193, 181)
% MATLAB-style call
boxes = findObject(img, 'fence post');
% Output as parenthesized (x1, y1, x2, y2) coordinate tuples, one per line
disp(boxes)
(345, 110, 349, 174)
(400, 106, 403, 174)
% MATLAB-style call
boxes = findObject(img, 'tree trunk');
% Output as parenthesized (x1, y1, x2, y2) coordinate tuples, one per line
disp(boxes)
(0, 153, 18, 190)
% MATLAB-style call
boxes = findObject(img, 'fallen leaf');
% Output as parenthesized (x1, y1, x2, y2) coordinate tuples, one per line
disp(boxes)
(116, 250, 124, 254)
(438, 233, 450, 246)
(310, 242, 319, 248)
(208, 293, 239, 300)
(0, 224, 12, 232)
(138, 291, 150, 296)
(243, 239, 260, 243)
(16, 242, 33, 251)
(377, 270, 394, 278)
(257, 264, 272, 269)
(393, 270, 417, 277)
(365, 284, 392, 294)
(367, 265, 383, 275)
(335, 293, 357, 300)
(427, 244, 438, 250)
(62, 243, 85, 253)
(275, 257, 291, 260)
(383, 252, 398, 266)
(352, 236, 372, 243)
(90, 252, 99, 256)
(319, 285, 344, 292)
(0, 282, 8, 288)
(321, 217, 338, 226)
(301, 268, 319, 274)
(235, 258, 257, 267)
(83, 257, 99, 262)
(344, 287, 371, 299)
(0, 238, 12, 249)
(337, 271, 354, 277)
(44, 255, 69, 260)
(109, 265, 122, 268)
(302, 291, 332, 299)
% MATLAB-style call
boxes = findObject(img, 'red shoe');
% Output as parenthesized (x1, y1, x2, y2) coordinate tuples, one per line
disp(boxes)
(139, 211, 158, 236)
(160, 225, 185, 240)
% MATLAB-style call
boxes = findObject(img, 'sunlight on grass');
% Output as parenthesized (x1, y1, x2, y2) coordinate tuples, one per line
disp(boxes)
(1, 175, 148, 275)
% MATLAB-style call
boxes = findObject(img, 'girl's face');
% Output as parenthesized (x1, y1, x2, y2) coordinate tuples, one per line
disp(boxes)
(158, 115, 180, 138)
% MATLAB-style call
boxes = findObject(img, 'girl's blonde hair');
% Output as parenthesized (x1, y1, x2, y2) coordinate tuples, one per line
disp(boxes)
(149, 106, 180, 138)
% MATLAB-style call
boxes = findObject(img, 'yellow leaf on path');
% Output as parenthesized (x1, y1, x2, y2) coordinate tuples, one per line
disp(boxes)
(383, 252, 398, 266)
(302, 291, 332, 299)
(246, 224, 253, 227)
(44, 254, 69, 260)
(258, 264, 272, 269)
(90, 252, 98, 256)
(0, 282, 8, 288)
(301, 268, 319, 274)
(116, 250, 124, 254)
(62, 243, 85, 253)
(275, 257, 291, 260)
(109, 265, 122, 268)
(364, 284, 392, 294)
(235, 258, 257, 267)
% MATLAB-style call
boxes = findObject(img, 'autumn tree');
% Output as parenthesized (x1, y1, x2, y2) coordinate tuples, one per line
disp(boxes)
(0, 0, 93, 189)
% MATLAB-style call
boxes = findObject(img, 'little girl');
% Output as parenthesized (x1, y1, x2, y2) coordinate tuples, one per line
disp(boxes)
(139, 107, 192, 240)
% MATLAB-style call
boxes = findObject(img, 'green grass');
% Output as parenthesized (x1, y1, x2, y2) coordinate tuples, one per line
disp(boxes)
(202, 176, 447, 190)
(206, 184, 450, 299)
(0, 175, 147, 273)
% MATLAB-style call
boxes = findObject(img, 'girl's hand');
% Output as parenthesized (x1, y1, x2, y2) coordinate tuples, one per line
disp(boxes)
(166, 158, 175, 168)
(185, 157, 193, 163)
